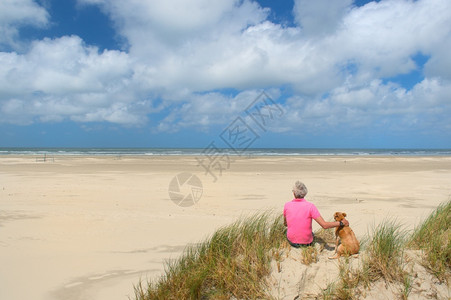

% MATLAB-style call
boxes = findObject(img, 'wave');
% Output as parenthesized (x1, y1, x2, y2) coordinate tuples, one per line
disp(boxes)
(1, 147, 451, 156)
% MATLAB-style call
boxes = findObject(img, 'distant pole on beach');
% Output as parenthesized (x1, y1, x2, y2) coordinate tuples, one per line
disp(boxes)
(36, 153, 54, 162)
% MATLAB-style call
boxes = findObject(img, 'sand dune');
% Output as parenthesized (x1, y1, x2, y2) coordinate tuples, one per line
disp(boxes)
(268, 242, 449, 299)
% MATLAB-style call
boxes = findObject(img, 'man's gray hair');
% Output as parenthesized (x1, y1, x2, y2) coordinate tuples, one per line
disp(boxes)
(293, 181, 308, 198)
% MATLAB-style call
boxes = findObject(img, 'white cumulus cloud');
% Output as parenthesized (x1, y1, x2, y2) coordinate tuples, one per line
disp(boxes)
(0, 0, 49, 50)
(0, 0, 450, 143)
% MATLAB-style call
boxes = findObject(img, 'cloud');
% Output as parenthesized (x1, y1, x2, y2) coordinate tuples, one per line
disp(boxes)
(424, 38, 451, 80)
(107, 0, 451, 95)
(0, 0, 450, 143)
(156, 90, 277, 133)
(0, 35, 151, 125)
(81, 0, 273, 92)
(293, 0, 353, 37)
(332, 0, 451, 79)
(0, 0, 49, 50)
(280, 76, 451, 137)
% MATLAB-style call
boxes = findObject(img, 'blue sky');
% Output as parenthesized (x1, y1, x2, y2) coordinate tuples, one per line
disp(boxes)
(0, 0, 450, 148)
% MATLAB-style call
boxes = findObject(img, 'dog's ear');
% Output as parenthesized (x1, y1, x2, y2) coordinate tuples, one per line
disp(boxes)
(343, 212, 347, 217)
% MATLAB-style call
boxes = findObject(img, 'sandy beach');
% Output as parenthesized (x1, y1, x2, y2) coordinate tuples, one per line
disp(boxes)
(1, 155, 450, 300)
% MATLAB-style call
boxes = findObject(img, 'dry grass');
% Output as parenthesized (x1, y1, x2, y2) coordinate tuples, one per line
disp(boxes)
(134, 201, 450, 299)
(317, 201, 450, 300)
(133, 212, 285, 300)
(299, 226, 335, 266)
(300, 245, 319, 265)
(318, 219, 409, 299)
(361, 219, 408, 284)
(408, 200, 451, 283)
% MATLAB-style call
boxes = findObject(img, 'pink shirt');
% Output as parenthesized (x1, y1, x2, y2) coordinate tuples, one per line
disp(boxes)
(283, 198, 321, 244)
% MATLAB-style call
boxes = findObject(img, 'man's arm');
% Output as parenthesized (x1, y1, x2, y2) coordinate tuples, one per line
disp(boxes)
(283, 215, 287, 227)
(314, 216, 349, 229)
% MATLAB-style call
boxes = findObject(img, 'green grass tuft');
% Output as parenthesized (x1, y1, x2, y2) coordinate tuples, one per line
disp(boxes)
(134, 200, 450, 299)
(409, 200, 451, 282)
(400, 273, 412, 300)
(317, 219, 409, 299)
(362, 218, 407, 284)
(134, 212, 285, 300)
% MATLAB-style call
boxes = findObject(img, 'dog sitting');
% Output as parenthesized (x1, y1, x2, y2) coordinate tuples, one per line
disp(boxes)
(328, 212, 360, 259)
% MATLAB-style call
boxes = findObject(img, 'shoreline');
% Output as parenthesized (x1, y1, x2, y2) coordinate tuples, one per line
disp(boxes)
(1, 146, 451, 158)
(2, 153, 451, 160)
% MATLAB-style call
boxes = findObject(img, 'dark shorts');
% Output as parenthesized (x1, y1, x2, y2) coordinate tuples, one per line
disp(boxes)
(287, 233, 314, 248)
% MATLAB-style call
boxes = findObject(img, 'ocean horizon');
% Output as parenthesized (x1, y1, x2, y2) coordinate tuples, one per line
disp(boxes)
(1, 147, 451, 156)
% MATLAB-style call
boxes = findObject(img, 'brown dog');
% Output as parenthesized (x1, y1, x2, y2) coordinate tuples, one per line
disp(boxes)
(328, 212, 360, 259)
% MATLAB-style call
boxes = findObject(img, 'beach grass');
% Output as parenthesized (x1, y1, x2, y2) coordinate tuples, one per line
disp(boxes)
(133, 212, 285, 300)
(323, 258, 360, 300)
(361, 218, 408, 284)
(134, 201, 450, 300)
(400, 273, 413, 300)
(321, 219, 407, 300)
(408, 200, 451, 282)
(319, 201, 450, 299)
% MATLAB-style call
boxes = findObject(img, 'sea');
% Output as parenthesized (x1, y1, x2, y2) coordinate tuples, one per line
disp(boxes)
(1, 147, 451, 156)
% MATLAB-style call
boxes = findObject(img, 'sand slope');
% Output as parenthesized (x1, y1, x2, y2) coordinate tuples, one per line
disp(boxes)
(268, 243, 449, 299)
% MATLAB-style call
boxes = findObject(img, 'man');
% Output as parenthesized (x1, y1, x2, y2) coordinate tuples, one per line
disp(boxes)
(283, 180, 349, 247)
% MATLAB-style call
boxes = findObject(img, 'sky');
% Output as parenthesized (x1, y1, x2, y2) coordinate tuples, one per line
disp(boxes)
(0, 0, 450, 149)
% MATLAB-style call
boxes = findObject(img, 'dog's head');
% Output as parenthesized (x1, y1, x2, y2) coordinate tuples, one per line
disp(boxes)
(333, 212, 347, 221)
